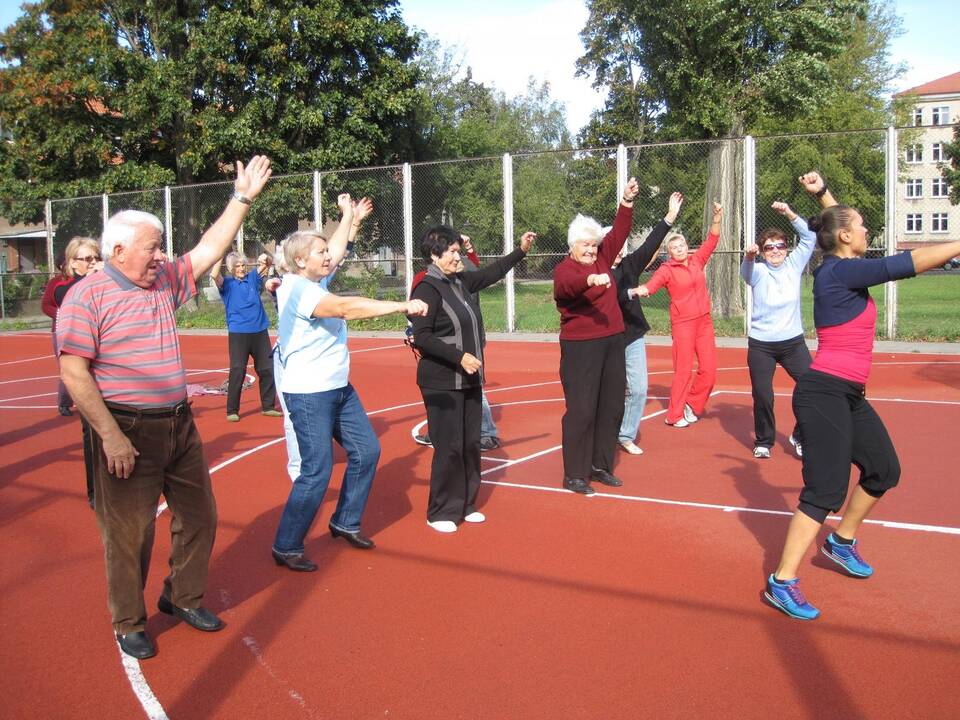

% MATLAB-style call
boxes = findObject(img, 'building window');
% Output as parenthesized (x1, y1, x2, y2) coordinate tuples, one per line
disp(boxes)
(913, 107, 923, 126)
(932, 143, 944, 162)
(906, 214, 923, 233)
(905, 144, 923, 163)
(932, 106, 951, 125)
(905, 179, 923, 198)
(932, 177, 949, 198)
(932, 213, 948, 233)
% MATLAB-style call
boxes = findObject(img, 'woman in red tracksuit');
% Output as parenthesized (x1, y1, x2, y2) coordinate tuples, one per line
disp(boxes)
(638, 202, 722, 427)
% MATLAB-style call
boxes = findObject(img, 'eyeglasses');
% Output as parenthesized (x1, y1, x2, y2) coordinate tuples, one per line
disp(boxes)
(75, 255, 101, 263)
(763, 243, 787, 252)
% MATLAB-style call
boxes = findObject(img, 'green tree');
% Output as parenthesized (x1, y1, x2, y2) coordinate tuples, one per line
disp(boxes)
(943, 123, 960, 205)
(0, 0, 420, 251)
(578, 0, 873, 315)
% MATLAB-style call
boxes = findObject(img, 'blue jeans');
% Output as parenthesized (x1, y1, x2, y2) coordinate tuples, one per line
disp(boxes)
(273, 383, 380, 555)
(480, 391, 498, 439)
(618, 337, 648, 443)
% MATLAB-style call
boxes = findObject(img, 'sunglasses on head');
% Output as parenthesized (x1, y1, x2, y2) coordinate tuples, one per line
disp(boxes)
(763, 242, 787, 252)
(76, 255, 101, 263)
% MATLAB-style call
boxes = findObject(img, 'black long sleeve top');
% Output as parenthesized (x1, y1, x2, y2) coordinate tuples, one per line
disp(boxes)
(610, 218, 672, 344)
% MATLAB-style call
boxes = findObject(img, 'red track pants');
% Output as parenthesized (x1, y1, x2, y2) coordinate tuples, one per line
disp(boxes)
(666, 313, 717, 423)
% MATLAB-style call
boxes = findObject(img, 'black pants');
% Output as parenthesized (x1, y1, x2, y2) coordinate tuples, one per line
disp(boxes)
(560, 334, 626, 480)
(227, 330, 276, 414)
(792, 370, 900, 523)
(747, 334, 811, 448)
(82, 418, 95, 508)
(421, 385, 482, 522)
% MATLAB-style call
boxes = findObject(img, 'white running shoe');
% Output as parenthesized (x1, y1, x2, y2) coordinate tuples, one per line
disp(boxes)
(789, 435, 803, 458)
(753, 446, 771, 459)
(683, 404, 699, 424)
(427, 520, 458, 533)
(665, 418, 690, 428)
(619, 440, 644, 455)
(463, 511, 486, 523)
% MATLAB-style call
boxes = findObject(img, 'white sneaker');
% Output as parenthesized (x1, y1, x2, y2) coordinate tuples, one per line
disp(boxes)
(753, 446, 771, 459)
(619, 440, 644, 455)
(464, 511, 486, 523)
(666, 417, 689, 428)
(789, 435, 803, 458)
(683, 404, 699, 423)
(427, 520, 458, 533)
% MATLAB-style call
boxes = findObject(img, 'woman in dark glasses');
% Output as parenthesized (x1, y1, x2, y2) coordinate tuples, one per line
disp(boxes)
(740, 172, 833, 459)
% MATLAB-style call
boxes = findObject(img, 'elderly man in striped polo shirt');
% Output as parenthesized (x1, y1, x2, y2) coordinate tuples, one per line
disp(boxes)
(58, 156, 273, 660)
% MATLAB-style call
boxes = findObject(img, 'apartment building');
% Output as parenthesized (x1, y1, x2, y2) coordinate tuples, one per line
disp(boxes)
(895, 71, 959, 251)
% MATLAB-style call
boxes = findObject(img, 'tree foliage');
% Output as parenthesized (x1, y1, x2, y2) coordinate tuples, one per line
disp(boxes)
(943, 123, 960, 205)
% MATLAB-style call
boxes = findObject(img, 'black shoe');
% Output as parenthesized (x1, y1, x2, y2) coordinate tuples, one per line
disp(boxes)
(414, 433, 432, 447)
(480, 436, 501, 451)
(563, 477, 595, 495)
(157, 596, 224, 632)
(116, 631, 157, 659)
(329, 525, 375, 549)
(58, 406, 73, 416)
(590, 468, 623, 487)
(272, 549, 318, 572)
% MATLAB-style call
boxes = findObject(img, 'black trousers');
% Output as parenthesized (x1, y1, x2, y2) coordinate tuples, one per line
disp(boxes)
(560, 334, 626, 480)
(792, 370, 900, 523)
(421, 385, 482, 522)
(82, 418, 95, 508)
(747, 334, 811, 448)
(227, 330, 276, 414)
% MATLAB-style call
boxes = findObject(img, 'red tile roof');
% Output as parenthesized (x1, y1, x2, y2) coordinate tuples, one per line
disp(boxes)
(895, 71, 960, 97)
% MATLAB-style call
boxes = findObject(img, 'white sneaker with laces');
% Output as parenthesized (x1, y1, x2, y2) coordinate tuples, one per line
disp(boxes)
(683, 404, 699, 423)
(753, 446, 771, 459)
(464, 511, 486, 523)
(789, 435, 803, 458)
(427, 520, 458, 533)
(665, 418, 690, 428)
(619, 440, 644, 455)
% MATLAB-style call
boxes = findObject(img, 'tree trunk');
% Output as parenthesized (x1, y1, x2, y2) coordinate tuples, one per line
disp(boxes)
(703, 134, 744, 318)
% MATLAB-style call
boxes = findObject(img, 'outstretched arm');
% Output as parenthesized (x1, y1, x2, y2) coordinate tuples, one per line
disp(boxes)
(188, 156, 272, 280)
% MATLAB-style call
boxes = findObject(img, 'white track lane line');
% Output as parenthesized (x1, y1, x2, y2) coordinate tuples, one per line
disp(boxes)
(0, 354, 56, 366)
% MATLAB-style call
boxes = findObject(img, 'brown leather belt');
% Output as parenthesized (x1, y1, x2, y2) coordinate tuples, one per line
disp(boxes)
(106, 399, 190, 418)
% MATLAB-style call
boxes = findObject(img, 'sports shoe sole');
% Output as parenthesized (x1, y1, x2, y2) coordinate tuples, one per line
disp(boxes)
(763, 591, 819, 620)
(819, 546, 872, 578)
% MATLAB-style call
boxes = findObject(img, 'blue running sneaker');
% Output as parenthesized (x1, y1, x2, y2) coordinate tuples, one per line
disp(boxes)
(764, 574, 820, 620)
(821, 533, 874, 577)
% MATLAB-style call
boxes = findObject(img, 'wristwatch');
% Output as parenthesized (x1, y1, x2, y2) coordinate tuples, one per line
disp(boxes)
(231, 191, 252, 205)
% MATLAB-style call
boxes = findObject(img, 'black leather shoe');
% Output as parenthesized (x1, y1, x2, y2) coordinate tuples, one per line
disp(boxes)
(116, 631, 157, 659)
(272, 549, 318, 572)
(590, 468, 623, 487)
(58, 406, 73, 416)
(157, 596, 224, 632)
(563, 477, 595, 495)
(329, 526, 375, 549)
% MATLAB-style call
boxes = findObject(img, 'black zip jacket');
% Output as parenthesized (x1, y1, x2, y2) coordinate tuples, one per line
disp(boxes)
(611, 218, 672, 344)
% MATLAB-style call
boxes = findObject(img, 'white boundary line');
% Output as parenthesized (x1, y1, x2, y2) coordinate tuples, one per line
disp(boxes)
(0, 354, 56, 366)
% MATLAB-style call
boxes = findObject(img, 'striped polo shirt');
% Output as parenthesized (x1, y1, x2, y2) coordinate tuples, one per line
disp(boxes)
(57, 256, 197, 407)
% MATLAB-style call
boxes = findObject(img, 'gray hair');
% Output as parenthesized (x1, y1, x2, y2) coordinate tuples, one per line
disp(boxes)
(273, 245, 291, 275)
(665, 232, 687, 248)
(224, 252, 245, 274)
(282, 230, 326, 271)
(567, 213, 604, 249)
(101, 210, 164, 260)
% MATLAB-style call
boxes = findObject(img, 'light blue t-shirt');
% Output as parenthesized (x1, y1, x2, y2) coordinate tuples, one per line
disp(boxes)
(741, 216, 816, 342)
(276, 273, 349, 393)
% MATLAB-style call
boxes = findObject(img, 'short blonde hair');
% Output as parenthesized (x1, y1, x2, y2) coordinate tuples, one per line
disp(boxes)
(567, 214, 604, 249)
(63, 236, 101, 277)
(665, 232, 687, 248)
(282, 230, 326, 271)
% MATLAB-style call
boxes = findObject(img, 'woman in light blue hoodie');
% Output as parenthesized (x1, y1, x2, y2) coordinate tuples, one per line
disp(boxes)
(741, 172, 833, 459)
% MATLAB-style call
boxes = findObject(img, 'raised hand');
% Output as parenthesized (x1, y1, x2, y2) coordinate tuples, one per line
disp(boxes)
(666, 191, 684, 223)
(352, 197, 373, 224)
(712, 201, 723, 219)
(623, 177, 640, 204)
(519, 231, 537, 252)
(460, 235, 474, 254)
(744, 242, 760, 260)
(798, 172, 824, 195)
(771, 201, 797, 220)
(234, 155, 272, 201)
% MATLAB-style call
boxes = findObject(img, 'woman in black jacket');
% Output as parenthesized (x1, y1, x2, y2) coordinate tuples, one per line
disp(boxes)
(611, 191, 684, 454)
(409, 226, 535, 532)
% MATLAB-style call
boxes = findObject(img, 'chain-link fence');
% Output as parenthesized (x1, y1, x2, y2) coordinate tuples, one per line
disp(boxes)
(2, 126, 958, 338)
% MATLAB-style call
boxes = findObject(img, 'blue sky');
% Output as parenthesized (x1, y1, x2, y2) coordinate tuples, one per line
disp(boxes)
(1, 0, 957, 134)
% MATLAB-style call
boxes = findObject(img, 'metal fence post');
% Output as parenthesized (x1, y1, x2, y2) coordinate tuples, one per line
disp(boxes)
(403, 163, 413, 300)
(313, 171, 322, 231)
(503, 153, 515, 333)
(742, 135, 756, 336)
(616, 144, 627, 202)
(884, 126, 898, 339)
(101, 193, 109, 235)
(164, 186, 173, 257)
(45, 199, 53, 269)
